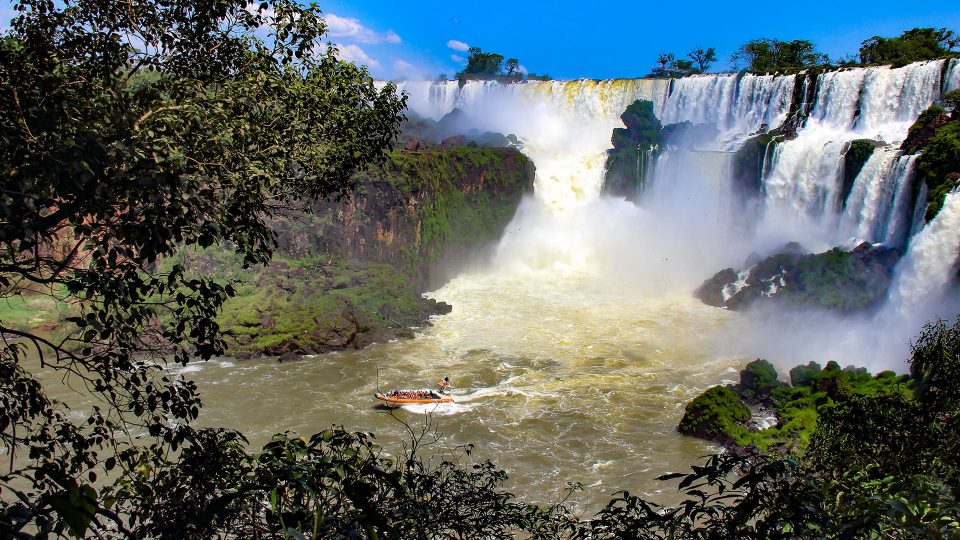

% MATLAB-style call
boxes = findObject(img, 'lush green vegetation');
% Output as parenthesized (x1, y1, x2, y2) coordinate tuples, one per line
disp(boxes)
(0, 0, 405, 535)
(730, 39, 830, 72)
(4, 0, 960, 537)
(199, 252, 422, 356)
(650, 48, 717, 77)
(917, 120, 960, 221)
(376, 147, 533, 260)
(859, 27, 959, 66)
(898, 103, 960, 221)
(0, 288, 72, 332)
(603, 100, 663, 199)
(679, 356, 913, 455)
(453, 47, 549, 83)
(655, 27, 957, 76)
(213, 146, 531, 357)
(678, 386, 751, 446)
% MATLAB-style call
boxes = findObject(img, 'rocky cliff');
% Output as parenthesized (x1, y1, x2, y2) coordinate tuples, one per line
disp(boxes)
(215, 146, 534, 358)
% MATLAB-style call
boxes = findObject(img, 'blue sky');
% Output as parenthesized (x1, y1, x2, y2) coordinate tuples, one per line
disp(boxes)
(320, 0, 960, 80)
(1, 1, 956, 79)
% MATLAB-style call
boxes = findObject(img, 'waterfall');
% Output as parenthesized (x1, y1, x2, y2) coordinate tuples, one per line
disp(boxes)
(944, 58, 960, 93)
(839, 149, 917, 246)
(393, 79, 671, 210)
(393, 59, 958, 368)
(658, 73, 795, 148)
(759, 60, 945, 244)
(885, 190, 960, 328)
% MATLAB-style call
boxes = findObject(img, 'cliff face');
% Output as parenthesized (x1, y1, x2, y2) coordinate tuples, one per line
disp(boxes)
(323, 147, 534, 287)
(218, 146, 535, 358)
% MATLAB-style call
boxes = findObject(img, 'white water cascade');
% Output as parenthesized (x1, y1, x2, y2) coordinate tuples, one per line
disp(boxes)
(885, 190, 960, 328)
(761, 61, 943, 233)
(394, 58, 958, 371)
(840, 149, 918, 246)
(395, 79, 670, 210)
(945, 58, 960, 93)
(658, 73, 795, 149)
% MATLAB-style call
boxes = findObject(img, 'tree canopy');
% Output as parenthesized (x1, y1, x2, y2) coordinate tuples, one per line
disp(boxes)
(687, 47, 717, 72)
(650, 49, 716, 77)
(0, 0, 403, 535)
(456, 47, 546, 82)
(859, 27, 959, 66)
(730, 38, 829, 72)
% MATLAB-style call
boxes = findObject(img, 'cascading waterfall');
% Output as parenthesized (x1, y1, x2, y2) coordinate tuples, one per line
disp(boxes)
(943, 58, 960, 93)
(839, 149, 918, 246)
(395, 58, 957, 369)
(760, 61, 945, 240)
(658, 73, 795, 148)
(395, 78, 671, 210)
(171, 61, 960, 517)
(886, 190, 960, 324)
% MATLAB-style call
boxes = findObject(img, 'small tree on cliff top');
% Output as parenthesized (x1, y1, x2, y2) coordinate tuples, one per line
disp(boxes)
(0, 0, 404, 535)
(688, 47, 717, 72)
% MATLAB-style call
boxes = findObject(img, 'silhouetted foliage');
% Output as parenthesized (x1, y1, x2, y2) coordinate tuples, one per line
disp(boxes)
(0, 0, 404, 535)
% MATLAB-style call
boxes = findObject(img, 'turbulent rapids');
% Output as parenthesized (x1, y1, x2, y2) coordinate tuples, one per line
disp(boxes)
(189, 59, 960, 511)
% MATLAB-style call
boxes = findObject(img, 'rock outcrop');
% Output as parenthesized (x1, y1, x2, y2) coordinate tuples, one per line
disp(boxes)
(695, 242, 901, 312)
(218, 146, 534, 358)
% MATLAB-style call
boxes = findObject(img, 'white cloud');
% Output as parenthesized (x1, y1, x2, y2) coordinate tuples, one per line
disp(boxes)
(326, 13, 400, 44)
(450, 54, 464, 63)
(447, 39, 470, 52)
(337, 44, 380, 68)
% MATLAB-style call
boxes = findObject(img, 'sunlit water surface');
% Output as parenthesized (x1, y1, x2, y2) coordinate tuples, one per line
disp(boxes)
(189, 270, 742, 513)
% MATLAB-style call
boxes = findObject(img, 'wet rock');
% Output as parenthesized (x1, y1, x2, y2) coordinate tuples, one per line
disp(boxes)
(421, 298, 452, 317)
(696, 242, 900, 312)
(277, 351, 300, 363)
(780, 241, 806, 255)
(694, 268, 737, 308)
(736, 359, 784, 403)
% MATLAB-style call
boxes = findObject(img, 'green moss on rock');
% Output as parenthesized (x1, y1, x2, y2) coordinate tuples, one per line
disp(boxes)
(739, 359, 781, 400)
(917, 121, 960, 221)
(679, 361, 913, 453)
(678, 386, 751, 446)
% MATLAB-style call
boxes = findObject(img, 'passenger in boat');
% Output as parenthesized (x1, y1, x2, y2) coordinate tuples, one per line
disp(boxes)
(437, 376, 451, 393)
